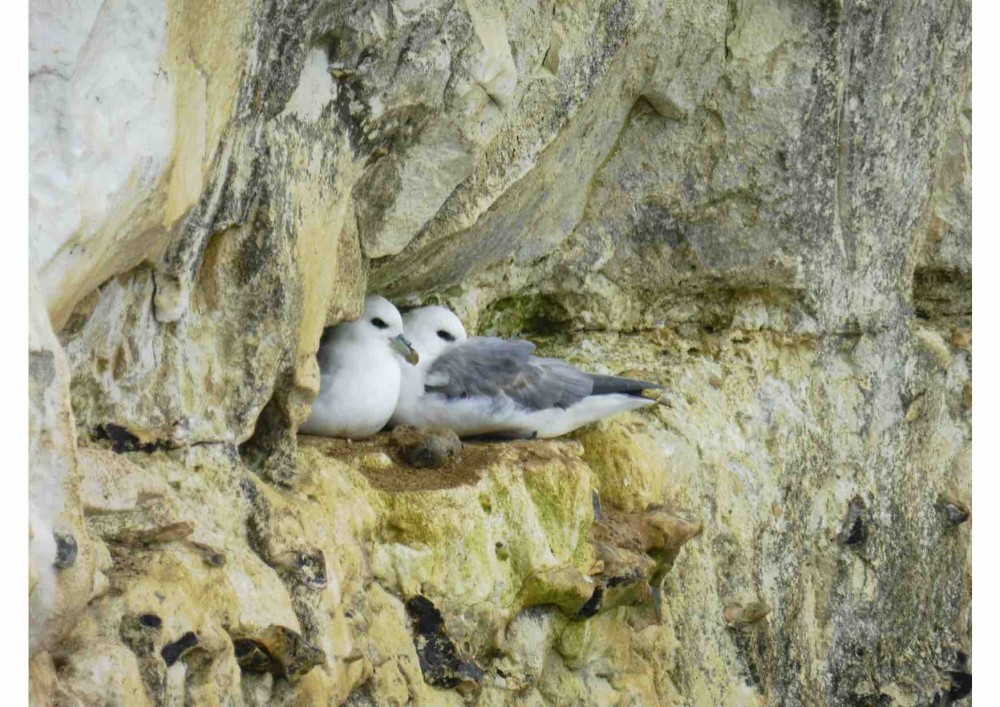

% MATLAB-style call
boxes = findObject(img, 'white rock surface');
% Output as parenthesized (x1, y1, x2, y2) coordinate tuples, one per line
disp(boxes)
(30, 0, 174, 327)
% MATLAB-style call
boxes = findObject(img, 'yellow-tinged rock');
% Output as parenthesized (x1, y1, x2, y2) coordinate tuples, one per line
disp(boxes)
(517, 566, 596, 615)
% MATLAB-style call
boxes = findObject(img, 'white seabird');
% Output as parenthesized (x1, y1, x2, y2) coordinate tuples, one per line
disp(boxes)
(391, 305, 662, 439)
(300, 295, 419, 439)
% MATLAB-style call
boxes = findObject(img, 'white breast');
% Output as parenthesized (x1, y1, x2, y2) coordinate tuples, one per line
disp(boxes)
(300, 345, 402, 439)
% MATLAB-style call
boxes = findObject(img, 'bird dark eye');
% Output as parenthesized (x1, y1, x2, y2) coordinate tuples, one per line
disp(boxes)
(437, 330, 455, 342)
(371, 318, 388, 329)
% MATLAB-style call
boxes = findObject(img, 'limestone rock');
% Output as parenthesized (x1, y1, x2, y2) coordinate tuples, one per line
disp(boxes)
(29, 272, 97, 657)
(232, 625, 326, 680)
(723, 601, 771, 627)
(29, 0, 254, 329)
(29, 0, 971, 704)
(517, 566, 597, 616)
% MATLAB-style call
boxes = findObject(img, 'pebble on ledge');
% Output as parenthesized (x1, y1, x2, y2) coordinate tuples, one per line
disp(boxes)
(391, 426, 463, 469)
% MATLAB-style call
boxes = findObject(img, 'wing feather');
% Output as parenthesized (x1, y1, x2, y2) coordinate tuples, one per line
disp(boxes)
(425, 338, 594, 411)
(587, 373, 662, 397)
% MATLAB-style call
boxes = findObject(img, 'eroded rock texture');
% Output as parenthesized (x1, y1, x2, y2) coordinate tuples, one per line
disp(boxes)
(29, 0, 970, 704)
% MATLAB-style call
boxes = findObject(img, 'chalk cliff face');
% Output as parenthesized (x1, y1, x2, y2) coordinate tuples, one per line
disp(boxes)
(29, 0, 971, 705)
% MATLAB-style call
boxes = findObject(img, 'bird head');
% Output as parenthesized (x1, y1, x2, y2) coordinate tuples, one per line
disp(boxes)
(401, 305, 468, 368)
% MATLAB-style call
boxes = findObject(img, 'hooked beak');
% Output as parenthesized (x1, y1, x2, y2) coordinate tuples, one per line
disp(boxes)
(390, 334, 419, 365)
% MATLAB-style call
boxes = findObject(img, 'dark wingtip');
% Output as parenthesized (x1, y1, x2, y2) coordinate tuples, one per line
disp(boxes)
(588, 373, 664, 399)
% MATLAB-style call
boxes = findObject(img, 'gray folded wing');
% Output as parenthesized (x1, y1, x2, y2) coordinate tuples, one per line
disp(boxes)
(425, 337, 594, 411)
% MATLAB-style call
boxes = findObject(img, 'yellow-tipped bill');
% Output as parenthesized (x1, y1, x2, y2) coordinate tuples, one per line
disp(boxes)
(391, 334, 419, 365)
